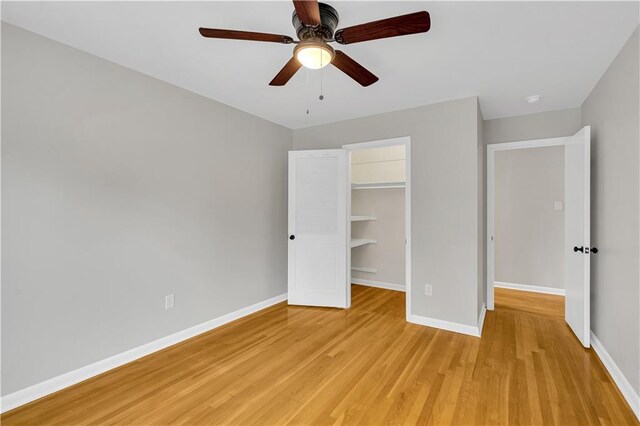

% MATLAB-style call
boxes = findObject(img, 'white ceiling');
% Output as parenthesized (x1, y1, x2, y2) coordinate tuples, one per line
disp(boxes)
(2, 1, 638, 129)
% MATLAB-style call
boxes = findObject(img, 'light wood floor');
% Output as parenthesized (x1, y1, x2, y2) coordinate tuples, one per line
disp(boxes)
(3, 286, 637, 425)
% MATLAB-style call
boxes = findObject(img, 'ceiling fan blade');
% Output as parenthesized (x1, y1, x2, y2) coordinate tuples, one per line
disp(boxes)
(293, 0, 321, 26)
(199, 28, 293, 44)
(269, 57, 303, 86)
(334, 11, 430, 45)
(331, 50, 378, 87)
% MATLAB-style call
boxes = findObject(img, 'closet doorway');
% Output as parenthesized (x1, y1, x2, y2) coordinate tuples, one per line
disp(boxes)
(343, 137, 412, 320)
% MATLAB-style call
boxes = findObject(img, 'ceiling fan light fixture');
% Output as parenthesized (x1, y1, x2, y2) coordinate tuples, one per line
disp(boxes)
(294, 40, 335, 69)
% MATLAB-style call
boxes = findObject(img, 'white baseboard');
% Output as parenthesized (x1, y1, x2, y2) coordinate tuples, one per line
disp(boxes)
(590, 331, 640, 421)
(409, 314, 480, 337)
(495, 281, 565, 296)
(477, 304, 487, 336)
(0, 293, 288, 414)
(352, 279, 405, 292)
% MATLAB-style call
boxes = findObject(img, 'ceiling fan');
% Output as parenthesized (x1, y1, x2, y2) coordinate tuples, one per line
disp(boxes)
(199, 0, 431, 87)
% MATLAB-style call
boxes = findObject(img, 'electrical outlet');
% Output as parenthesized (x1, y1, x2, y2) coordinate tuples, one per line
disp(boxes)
(425, 284, 432, 296)
(165, 294, 175, 310)
(555, 201, 563, 211)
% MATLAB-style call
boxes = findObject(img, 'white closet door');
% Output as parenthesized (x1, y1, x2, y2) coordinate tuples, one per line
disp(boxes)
(564, 126, 591, 347)
(288, 149, 349, 308)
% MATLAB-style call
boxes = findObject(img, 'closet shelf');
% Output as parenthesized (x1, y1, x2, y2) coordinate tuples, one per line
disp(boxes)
(352, 182, 405, 190)
(350, 238, 377, 248)
(351, 215, 377, 222)
(351, 266, 377, 274)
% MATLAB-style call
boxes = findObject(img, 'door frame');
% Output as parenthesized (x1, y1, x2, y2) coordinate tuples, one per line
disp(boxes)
(486, 136, 568, 310)
(342, 137, 412, 321)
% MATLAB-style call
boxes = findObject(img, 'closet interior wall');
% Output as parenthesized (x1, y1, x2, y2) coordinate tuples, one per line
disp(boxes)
(350, 146, 406, 289)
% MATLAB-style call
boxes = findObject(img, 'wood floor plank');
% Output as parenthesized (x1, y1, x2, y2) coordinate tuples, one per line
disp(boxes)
(2, 286, 638, 425)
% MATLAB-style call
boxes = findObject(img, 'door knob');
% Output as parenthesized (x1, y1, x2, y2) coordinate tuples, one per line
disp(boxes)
(289, 235, 295, 240)
(573, 246, 584, 253)
(591, 247, 598, 254)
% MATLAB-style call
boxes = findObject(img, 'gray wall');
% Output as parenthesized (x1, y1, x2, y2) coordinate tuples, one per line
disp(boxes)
(495, 147, 565, 289)
(1, 23, 292, 395)
(351, 189, 405, 286)
(484, 107, 582, 145)
(582, 26, 639, 396)
(294, 97, 483, 327)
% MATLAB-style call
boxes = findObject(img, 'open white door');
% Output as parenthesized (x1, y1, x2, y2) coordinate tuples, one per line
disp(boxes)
(564, 126, 591, 347)
(288, 149, 349, 308)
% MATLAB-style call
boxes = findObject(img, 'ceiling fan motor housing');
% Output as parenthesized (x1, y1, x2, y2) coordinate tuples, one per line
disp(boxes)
(292, 2, 339, 41)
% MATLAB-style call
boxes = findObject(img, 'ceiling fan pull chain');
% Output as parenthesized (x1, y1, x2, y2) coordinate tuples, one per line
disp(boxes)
(319, 57, 324, 101)
(306, 68, 310, 115)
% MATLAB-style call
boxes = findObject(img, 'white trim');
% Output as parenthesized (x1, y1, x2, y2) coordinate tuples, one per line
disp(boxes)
(346, 150, 353, 309)
(405, 141, 412, 321)
(477, 304, 487, 336)
(409, 314, 480, 337)
(352, 279, 405, 292)
(486, 136, 568, 310)
(590, 331, 640, 421)
(342, 136, 412, 322)
(487, 144, 495, 310)
(494, 281, 565, 296)
(0, 293, 288, 414)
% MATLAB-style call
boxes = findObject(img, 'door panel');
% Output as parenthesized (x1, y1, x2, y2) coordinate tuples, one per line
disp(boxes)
(564, 126, 591, 347)
(288, 150, 348, 308)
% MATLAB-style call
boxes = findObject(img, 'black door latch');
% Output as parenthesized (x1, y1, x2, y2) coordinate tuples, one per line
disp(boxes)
(574, 246, 598, 254)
